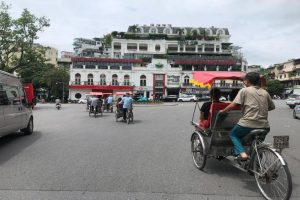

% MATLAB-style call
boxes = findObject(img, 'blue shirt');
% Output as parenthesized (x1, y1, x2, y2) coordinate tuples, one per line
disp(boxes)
(107, 96, 113, 104)
(121, 96, 133, 109)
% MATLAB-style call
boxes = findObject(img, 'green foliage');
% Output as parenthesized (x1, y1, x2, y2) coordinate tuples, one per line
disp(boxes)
(0, 1, 50, 73)
(267, 80, 284, 96)
(102, 34, 112, 45)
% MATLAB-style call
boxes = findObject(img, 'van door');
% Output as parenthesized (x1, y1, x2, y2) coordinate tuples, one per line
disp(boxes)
(2, 84, 23, 134)
(0, 83, 5, 132)
(19, 87, 31, 128)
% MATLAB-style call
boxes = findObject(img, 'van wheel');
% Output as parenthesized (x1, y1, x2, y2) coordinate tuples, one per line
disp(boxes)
(21, 117, 33, 135)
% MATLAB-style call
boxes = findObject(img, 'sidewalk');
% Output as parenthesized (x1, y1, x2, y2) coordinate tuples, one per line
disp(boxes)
(134, 102, 178, 107)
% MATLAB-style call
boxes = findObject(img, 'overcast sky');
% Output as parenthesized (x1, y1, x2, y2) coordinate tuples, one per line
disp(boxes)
(6, 0, 300, 67)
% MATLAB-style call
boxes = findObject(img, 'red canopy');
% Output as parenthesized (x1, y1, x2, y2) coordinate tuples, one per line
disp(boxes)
(190, 71, 246, 88)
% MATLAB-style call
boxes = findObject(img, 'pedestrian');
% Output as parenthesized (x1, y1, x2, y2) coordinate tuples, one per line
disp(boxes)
(219, 72, 275, 160)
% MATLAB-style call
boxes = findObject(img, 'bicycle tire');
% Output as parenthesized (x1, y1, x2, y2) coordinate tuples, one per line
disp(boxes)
(253, 148, 292, 200)
(191, 133, 206, 170)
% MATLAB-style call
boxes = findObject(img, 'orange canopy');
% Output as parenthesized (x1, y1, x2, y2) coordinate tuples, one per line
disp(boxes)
(190, 71, 246, 88)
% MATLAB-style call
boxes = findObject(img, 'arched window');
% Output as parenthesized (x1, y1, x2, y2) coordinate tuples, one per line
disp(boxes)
(100, 74, 106, 85)
(124, 75, 130, 86)
(87, 74, 93, 85)
(164, 27, 172, 34)
(112, 74, 118, 86)
(137, 27, 144, 33)
(140, 75, 146, 86)
(75, 73, 81, 85)
(184, 75, 190, 85)
(149, 27, 157, 34)
(217, 29, 224, 35)
(155, 44, 160, 51)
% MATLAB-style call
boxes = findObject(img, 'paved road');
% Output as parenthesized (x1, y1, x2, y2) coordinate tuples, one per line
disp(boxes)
(0, 100, 299, 200)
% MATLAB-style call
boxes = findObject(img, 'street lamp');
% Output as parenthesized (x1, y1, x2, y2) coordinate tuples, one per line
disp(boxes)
(56, 82, 65, 103)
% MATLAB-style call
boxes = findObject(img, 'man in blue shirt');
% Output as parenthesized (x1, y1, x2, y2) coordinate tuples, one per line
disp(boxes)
(120, 93, 133, 121)
(106, 94, 113, 111)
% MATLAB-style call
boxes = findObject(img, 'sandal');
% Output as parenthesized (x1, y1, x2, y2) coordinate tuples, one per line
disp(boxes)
(235, 155, 248, 161)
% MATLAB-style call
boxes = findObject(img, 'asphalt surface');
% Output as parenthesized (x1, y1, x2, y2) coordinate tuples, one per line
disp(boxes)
(0, 100, 299, 200)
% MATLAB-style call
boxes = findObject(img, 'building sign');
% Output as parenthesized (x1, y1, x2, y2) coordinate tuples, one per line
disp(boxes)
(167, 75, 180, 86)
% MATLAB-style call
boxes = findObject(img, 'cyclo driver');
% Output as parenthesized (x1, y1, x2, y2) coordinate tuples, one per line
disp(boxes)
(90, 96, 102, 113)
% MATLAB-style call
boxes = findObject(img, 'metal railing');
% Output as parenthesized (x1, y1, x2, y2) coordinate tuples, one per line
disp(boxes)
(70, 81, 134, 86)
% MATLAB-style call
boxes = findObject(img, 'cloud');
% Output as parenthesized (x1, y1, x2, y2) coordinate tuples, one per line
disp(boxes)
(7, 0, 300, 66)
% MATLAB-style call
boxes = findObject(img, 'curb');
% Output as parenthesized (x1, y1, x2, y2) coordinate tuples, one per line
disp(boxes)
(134, 103, 179, 107)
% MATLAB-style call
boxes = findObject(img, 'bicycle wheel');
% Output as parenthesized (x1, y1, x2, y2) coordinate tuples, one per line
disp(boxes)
(191, 133, 206, 170)
(126, 111, 130, 124)
(253, 148, 292, 200)
(115, 111, 118, 122)
(131, 112, 134, 122)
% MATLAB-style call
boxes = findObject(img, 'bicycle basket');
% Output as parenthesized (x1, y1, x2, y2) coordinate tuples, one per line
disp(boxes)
(273, 136, 289, 149)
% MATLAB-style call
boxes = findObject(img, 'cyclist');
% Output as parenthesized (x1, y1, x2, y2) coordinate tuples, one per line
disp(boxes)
(107, 94, 113, 111)
(119, 93, 133, 121)
(219, 72, 275, 160)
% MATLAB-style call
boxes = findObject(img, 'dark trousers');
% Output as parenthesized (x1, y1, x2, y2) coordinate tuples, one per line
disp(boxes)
(123, 108, 127, 120)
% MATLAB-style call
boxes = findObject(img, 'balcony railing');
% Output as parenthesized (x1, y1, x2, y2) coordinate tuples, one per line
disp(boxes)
(70, 81, 134, 86)
(182, 83, 194, 87)
(213, 83, 243, 88)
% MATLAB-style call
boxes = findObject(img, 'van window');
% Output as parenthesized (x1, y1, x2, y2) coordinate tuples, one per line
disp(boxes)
(19, 88, 28, 106)
(3, 85, 21, 105)
(0, 84, 9, 105)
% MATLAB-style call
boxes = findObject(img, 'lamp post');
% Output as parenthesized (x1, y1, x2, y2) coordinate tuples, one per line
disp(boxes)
(56, 82, 65, 103)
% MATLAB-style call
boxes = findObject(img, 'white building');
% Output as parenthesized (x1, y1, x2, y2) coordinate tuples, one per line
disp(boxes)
(69, 24, 243, 100)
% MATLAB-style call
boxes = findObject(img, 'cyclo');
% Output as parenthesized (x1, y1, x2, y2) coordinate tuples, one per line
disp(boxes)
(88, 92, 103, 117)
(114, 92, 133, 124)
(190, 72, 292, 200)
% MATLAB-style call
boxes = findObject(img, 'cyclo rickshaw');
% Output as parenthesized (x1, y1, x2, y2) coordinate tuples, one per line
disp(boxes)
(88, 92, 103, 117)
(190, 72, 292, 200)
(102, 93, 114, 113)
(114, 92, 133, 124)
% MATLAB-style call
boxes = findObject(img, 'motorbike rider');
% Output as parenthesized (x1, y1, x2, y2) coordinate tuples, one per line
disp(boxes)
(55, 98, 61, 105)
(219, 72, 275, 160)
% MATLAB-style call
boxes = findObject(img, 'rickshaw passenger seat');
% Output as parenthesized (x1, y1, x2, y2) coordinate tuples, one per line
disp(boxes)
(209, 102, 241, 130)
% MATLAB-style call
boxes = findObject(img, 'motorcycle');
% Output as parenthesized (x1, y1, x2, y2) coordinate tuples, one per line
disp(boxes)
(56, 103, 61, 110)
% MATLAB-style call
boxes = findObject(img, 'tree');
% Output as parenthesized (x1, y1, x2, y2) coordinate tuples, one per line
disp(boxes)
(0, 1, 50, 73)
(266, 80, 284, 96)
(102, 34, 112, 46)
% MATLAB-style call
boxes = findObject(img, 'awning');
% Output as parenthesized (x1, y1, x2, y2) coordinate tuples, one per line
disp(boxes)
(115, 91, 132, 95)
(190, 71, 246, 88)
(89, 92, 103, 96)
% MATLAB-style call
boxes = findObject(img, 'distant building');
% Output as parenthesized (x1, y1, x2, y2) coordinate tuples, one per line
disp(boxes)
(61, 51, 76, 59)
(69, 24, 245, 100)
(33, 44, 58, 66)
(246, 65, 261, 73)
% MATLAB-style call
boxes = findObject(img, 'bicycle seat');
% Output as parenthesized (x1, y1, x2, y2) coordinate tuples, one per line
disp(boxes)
(242, 129, 267, 145)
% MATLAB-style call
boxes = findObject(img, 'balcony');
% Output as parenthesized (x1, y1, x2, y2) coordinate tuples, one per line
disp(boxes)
(182, 83, 194, 87)
(70, 81, 134, 86)
(213, 83, 243, 88)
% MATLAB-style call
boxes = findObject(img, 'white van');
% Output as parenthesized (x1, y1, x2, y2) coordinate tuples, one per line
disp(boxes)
(0, 70, 34, 136)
